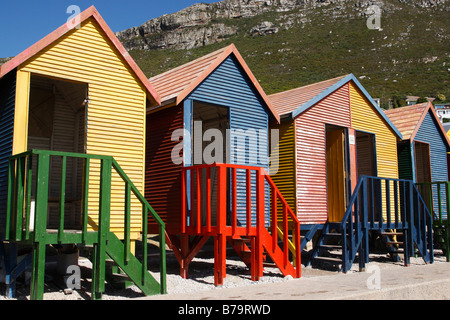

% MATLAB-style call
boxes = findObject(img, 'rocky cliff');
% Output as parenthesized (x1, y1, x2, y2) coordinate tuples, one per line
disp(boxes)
(115, 0, 447, 51)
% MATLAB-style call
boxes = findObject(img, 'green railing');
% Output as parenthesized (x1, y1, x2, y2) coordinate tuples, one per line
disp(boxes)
(416, 181, 449, 224)
(416, 181, 450, 261)
(5, 149, 166, 299)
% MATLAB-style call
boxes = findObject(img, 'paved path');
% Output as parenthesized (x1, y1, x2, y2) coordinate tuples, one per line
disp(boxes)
(146, 261, 450, 300)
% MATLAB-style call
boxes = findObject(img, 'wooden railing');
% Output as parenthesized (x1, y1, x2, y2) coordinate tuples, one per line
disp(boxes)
(6, 149, 166, 299)
(416, 181, 449, 261)
(181, 163, 300, 278)
(340, 176, 434, 272)
(416, 181, 449, 224)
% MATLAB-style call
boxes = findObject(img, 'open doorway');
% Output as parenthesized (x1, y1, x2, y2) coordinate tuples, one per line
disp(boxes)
(356, 131, 377, 178)
(191, 101, 229, 226)
(326, 125, 350, 223)
(28, 74, 87, 229)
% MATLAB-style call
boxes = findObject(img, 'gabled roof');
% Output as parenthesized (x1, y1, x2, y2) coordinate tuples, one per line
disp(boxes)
(149, 44, 280, 123)
(269, 75, 348, 117)
(268, 73, 402, 139)
(384, 102, 450, 148)
(0, 6, 161, 106)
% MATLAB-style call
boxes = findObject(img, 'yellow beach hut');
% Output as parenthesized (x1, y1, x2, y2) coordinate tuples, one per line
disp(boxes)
(0, 6, 165, 299)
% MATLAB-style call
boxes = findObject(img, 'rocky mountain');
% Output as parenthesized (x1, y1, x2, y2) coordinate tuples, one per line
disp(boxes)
(4, 1, 448, 109)
(115, 0, 449, 108)
(116, 0, 447, 51)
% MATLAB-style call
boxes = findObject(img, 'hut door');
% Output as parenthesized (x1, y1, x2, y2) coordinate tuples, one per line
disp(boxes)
(27, 74, 87, 229)
(326, 126, 348, 223)
(414, 141, 432, 183)
(414, 141, 432, 210)
(356, 131, 377, 178)
(355, 131, 377, 221)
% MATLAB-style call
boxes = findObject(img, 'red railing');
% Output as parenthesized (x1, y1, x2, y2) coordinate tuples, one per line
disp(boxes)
(265, 173, 301, 276)
(181, 163, 301, 278)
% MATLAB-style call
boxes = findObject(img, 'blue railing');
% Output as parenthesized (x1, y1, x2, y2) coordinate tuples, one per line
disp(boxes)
(340, 176, 434, 272)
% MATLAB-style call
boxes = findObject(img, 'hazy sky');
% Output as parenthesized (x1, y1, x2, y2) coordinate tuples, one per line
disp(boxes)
(0, 0, 218, 58)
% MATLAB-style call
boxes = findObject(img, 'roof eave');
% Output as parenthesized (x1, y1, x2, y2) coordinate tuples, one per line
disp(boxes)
(0, 6, 161, 106)
(290, 74, 353, 119)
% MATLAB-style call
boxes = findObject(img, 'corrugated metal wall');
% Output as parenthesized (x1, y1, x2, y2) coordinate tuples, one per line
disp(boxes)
(270, 120, 296, 220)
(349, 82, 399, 180)
(0, 72, 16, 234)
(397, 141, 414, 180)
(350, 82, 399, 221)
(414, 111, 449, 216)
(18, 18, 147, 239)
(146, 106, 183, 233)
(295, 83, 351, 225)
(414, 111, 449, 182)
(187, 55, 270, 227)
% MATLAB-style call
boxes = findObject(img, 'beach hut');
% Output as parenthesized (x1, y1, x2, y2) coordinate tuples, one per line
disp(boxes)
(269, 74, 433, 271)
(146, 44, 300, 286)
(0, 6, 166, 299)
(385, 102, 450, 261)
(384, 102, 450, 184)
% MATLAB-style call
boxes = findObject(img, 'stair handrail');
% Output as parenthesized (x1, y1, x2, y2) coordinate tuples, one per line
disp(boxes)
(409, 181, 434, 263)
(263, 171, 301, 277)
(111, 158, 167, 293)
(339, 175, 366, 272)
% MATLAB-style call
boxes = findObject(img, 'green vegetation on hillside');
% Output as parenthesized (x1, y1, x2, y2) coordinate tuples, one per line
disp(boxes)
(128, 1, 449, 109)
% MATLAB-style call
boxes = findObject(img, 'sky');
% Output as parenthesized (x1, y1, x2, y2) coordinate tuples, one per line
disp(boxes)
(0, 0, 218, 58)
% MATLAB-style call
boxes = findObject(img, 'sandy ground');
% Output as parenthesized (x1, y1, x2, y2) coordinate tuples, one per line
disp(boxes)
(0, 243, 447, 301)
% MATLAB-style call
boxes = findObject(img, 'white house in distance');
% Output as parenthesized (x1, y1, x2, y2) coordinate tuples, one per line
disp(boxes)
(435, 103, 450, 123)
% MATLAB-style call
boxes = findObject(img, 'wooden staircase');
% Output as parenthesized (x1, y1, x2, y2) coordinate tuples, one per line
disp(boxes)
(309, 224, 346, 270)
(307, 176, 434, 272)
(380, 230, 406, 262)
(173, 163, 301, 285)
(4, 150, 167, 300)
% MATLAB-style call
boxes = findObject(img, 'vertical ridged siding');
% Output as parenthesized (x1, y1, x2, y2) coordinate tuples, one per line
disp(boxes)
(397, 141, 414, 180)
(295, 83, 351, 225)
(414, 111, 449, 216)
(350, 82, 399, 221)
(188, 55, 270, 226)
(350, 82, 399, 180)
(19, 19, 147, 238)
(414, 111, 449, 182)
(270, 120, 296, 218)
(146, 106, 183, 233)
(0, 72, 16, 233)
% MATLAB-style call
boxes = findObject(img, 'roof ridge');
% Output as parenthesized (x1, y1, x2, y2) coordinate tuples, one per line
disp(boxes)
(384, 102, 430, 115)
(149, 45, 231, 82)
(269, 74, 349, 98)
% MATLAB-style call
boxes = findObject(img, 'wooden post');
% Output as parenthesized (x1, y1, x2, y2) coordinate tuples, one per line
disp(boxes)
(256, 169, 264, 278)
(92, 158, 112, 299)
(180, 234, 190, 279)
(215, 165, 227, 286)
(30, 241, 46, 300)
